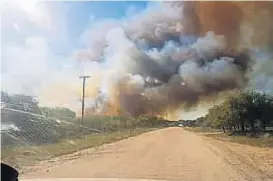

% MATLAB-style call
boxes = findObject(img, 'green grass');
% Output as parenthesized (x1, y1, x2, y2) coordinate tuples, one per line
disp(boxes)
(204, 133, 273, 148)
(2, 128, 154, 170)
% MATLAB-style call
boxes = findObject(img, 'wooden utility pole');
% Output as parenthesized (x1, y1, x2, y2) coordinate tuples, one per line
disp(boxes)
(79, 75, 90, 126)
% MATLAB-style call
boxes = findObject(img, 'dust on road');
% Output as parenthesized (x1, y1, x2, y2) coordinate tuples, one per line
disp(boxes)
(23, 128, 273, 181)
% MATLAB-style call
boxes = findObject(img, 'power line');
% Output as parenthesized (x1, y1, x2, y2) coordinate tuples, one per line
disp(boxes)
(79, 75, 90, 126)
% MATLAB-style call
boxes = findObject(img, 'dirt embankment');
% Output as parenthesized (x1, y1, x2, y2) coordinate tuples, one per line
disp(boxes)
(23, 128, 273, 181)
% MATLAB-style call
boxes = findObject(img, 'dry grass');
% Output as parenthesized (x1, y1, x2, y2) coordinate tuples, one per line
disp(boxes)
(184, 127, 221, 133)
(2, 128, 154, 169)
(185, 127, 273, 148)
(204, 133, 273, 148)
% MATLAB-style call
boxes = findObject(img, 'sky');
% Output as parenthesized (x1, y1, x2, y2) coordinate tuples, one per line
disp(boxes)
(1, 1, 149, 109)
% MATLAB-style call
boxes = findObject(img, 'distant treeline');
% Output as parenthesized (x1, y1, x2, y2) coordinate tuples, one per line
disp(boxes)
(80, 115, 175, 132)
(194, 91, 273, 134)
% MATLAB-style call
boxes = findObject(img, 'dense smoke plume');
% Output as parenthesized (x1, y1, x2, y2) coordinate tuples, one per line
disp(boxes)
(78, 2, 273, 119)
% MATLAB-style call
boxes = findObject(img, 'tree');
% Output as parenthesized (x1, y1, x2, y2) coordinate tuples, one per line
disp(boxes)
(253, 93, 273, 129)
(202, 91, 273, 133)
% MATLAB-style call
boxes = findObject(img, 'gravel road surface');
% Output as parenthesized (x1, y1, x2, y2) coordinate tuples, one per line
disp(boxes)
(23, 128, 273, 181)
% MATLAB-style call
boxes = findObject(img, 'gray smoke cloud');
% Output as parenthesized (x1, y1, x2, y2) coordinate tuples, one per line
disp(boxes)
(77, 2, 273, 118)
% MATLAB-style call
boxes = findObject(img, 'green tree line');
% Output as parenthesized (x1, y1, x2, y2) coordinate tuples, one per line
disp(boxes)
(196, 91, 273, 133)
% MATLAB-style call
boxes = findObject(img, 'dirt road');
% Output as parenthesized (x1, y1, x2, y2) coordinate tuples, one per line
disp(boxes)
(23, 128, 273, 181)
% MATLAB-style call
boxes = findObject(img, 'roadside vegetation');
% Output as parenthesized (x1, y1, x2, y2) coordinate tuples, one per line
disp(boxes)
(205, 133, 273, 148)
(187, 91, 273, 147)
(1, 91, 174, 170)
(184, 127, 221, 133)
(197, 91, 273, 134)
(2, 128, 153, 171)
